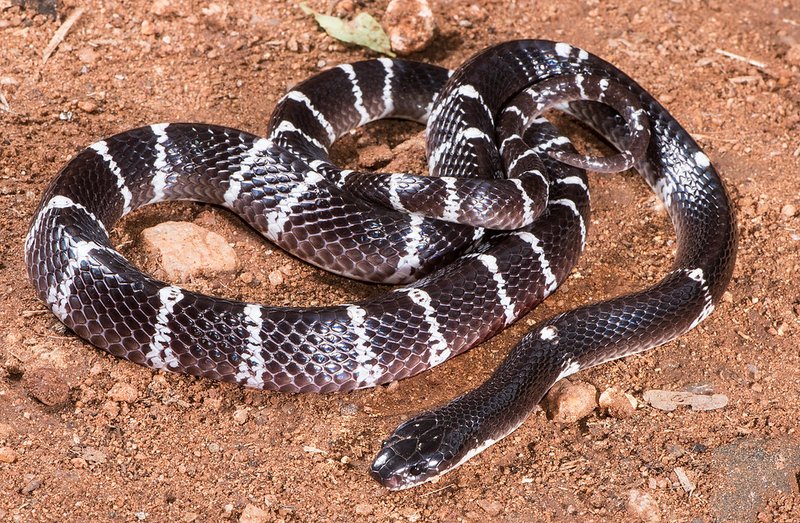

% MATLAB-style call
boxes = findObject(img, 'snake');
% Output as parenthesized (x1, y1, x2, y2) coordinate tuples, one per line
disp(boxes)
(24, 40, 736, 490)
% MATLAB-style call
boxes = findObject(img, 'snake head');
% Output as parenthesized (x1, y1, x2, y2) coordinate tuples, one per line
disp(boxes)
(370, 413, 468, 490)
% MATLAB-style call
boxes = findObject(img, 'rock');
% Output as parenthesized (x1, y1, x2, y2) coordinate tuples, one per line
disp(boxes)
(20, 477, 42, 495)
(24, 367, 71, 407)
(77, 99, 98, 113)
(785, 45, 800, 67)
(0, 446, 18, 463)
(76, 47, 98, 64)
(476, 499, 503, 516)
(544, 380, 597, 423)
(643, 389, 728, 412)
(142, 221, 238, 282)
(107, 382, 139, 403)
(626, 489, 661, 523)
(383, 0, 436, 55)
(233, 408, 249, 425)
(599, 386, 638, 419)
(710, 438, 800, 522)
(0, 423, 16, 439)
(239, 503, 269, 523)
(267, 269, 284, 286)
(102, 399, 121, 418)
(150, 0, 174, 16)
(354, 503, 373, 515)
(781, 203, 796, 218)
(140, 19, 156, 36)
(82, 447, 107, 465)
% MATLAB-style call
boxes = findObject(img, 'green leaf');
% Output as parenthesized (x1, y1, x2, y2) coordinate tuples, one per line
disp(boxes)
(300, 3, 395, 57)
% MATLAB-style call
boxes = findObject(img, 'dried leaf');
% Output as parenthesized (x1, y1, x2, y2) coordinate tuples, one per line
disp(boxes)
(300, 4, 395, 57)
(643, 389, 729, 412)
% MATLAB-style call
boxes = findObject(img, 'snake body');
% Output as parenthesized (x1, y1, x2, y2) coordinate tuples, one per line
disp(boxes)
(24, 40, 736, 489)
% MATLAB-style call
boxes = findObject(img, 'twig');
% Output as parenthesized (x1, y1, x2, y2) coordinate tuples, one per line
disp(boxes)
(42, 7, 85, 65)
(421, 482, 455, 497)
(21, 309, 49, 317)
(714, 48, 767, 70)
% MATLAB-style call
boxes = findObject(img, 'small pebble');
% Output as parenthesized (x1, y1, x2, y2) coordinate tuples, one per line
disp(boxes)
(0, 446, 18, 463)
(141, 19, 156, 36)
(208, 442, 221, 453)
(239, 503, 269, 523)
(544, 380, 597, 423)
(267, 269, 284, 286)
(76, 47, 98, 64)
(233, 408, 249, 425)
(20, 477, 42, 495)
(24, 367, 71, 407)
(77, 99, 98, 113)
(354, 503, 373, 515)
(599, 386, 638, 419)
(102, 399, 121, 418)
(476, 499, 503, 516)
(785, 44, 800, 67)
(107, 382, 139, 403)
(781, 203, 796, 218)
(150, 0, 174, 16)
(339, 402, 359, 416)
(383, 0, 436, 55)
(0, 423, 16, 438)
(626, 489, 661, 523)
(142, 221, 239, 281)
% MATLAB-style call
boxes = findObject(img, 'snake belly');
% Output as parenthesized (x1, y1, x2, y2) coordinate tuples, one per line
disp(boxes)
(24, 40, 736, 490)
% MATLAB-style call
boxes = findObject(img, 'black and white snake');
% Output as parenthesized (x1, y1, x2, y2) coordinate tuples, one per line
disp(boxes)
(24, 40, 736, 490)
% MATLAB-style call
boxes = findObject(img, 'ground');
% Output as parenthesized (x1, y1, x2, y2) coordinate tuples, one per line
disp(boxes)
(1, 0, 799, 522)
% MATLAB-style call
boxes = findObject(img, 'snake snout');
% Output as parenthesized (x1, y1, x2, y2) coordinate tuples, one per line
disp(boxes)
(370, 415, 459, 490)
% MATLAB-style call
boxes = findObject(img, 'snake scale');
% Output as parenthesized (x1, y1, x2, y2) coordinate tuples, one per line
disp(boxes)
(24, 40, 736, 489)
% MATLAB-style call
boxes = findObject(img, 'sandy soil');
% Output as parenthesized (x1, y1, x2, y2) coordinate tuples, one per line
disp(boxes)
(1, 0, 799, 521)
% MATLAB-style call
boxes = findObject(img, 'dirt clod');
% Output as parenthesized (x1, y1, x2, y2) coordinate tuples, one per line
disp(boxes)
(23, 367, 70, 407)
(544, 380, 597, 423)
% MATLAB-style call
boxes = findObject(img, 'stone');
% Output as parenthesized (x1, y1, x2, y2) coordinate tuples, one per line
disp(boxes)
(76, 47, 98, 64)
(142, 221, 239, 282)
(267, 269, 284, 286)
(354, 503, 373, 515)
(239, 504, 269, 523)
(77, 99, 98, 113)
(107, 382, 139, 403)
(785, 44, 800, 67)
(599, 386, 638, 418)
(233, 408, 249, 425)
(476, 499, 503, 516)
(0, 446, 18, 463)
(626, 489, 661, 523)
(383, 0, 436, 55)
(544, 380, 597, 423)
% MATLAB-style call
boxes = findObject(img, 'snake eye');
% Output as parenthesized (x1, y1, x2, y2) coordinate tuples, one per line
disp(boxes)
(408, 462, 430, 477)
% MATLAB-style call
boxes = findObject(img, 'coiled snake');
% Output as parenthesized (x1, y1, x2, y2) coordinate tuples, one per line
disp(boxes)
(24, 40, 736, 489)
